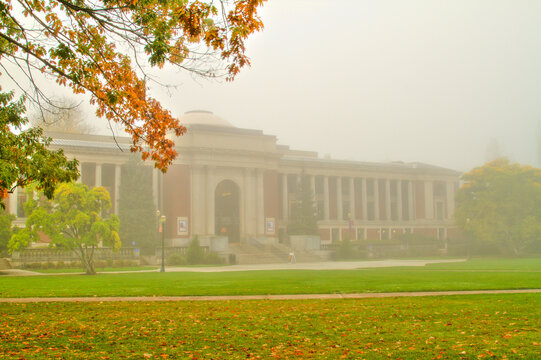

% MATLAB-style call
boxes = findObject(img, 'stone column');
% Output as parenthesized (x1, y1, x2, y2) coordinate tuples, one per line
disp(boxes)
(256, 169, 265, 235)
(206, 166, 215, 235)
(281, 174, 288, 220)
(191, 165, 202, 236)
(385, 179, 391, 221)
(349, 177, 355, 219)
(336, 177, 343, 221)
(424, 181, 434, 219)
(242, 168, 250, 236)
(373, 179, 380, 221)
(152, 168, 159, 208)
(408, 180, 414, 221)
(397, 180, 403, 221)
(446, 182, 455, 220)
(323, 176, 330, 220)
(361, 178, 367, 221)
(95, 163, 102, 187)
(114, 164, 121, 215)
(310, 175, 316, 198)
(8, 188, 17, 216)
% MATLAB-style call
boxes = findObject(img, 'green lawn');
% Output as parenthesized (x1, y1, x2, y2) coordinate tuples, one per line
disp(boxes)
(425, 258, 541, 271)
(0, 258, 539, 298)
(31, 266, 158, 274)
(1, 294, 539, 359)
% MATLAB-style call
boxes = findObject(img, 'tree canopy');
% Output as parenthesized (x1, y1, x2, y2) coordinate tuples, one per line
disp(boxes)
(9, 182, 120, 274)
(0, 0, 265, 199)
(455, 159, 541, 256)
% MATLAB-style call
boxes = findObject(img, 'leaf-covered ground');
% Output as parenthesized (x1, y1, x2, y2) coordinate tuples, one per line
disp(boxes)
(1, 294, 539, 359)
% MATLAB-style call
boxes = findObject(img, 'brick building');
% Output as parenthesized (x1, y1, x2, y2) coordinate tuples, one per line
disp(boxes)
(5, 111, 460, 247)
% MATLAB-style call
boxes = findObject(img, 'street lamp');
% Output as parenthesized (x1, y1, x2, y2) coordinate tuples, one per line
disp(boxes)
(159, 214, 166, 272)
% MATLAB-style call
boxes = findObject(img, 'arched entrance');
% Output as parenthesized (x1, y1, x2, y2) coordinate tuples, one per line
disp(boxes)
(215, 180, 240, 243)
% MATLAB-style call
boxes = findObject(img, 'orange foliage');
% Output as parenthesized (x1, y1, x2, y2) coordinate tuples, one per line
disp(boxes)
(0, 0, 266, 171)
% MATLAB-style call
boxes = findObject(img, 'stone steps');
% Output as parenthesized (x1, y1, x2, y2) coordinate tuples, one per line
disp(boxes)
(0, 258, 12, 270)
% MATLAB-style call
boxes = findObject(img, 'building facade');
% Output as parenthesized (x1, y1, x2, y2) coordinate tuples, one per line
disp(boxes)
(6, 111, 461, 245)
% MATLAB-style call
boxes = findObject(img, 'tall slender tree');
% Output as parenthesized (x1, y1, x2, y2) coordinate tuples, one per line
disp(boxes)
(287, 174, 319, 236)
(117, 158, 157, 255)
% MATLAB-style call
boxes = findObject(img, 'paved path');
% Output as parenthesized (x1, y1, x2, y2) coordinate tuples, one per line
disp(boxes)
(0, 289, 539, 303)
(0, 259, 467, 276)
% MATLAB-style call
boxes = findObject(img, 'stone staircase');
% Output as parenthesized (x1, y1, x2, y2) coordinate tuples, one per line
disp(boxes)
(0, 258, 12, 270)
(228, 242, 324, 265)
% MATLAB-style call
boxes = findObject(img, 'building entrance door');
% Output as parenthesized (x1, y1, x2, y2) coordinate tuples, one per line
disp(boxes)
(215, 180, 240, 243)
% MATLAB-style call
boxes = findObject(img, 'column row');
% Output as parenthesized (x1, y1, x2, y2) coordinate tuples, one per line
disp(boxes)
(280, 174, 454, 223)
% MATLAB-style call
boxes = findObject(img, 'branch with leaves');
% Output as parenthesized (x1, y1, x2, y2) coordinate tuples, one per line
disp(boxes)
(0, 0, 265, 174)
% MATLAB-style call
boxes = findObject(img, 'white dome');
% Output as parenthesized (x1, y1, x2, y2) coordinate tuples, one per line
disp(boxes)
(180, 110, 234, 128)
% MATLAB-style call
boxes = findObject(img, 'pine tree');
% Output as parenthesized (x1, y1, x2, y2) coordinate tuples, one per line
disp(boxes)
(118, 158, 157, 255)
(287, 174, 319, 235)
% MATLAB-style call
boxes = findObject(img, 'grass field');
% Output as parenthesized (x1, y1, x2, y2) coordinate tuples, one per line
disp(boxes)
(0, 258, 539, 298)
(31, 266, 158, 274)
(1, 294, 539, 359)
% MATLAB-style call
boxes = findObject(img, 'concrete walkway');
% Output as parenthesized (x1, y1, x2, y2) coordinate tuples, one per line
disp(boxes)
(0, 289, 539, 303)
(166, 259, 467, 272)
(0, 259, 466, 276)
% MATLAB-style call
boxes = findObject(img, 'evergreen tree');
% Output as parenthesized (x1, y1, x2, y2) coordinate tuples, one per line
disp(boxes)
(287, 174, 319, 235)
(0, 213, 15, 256)
(118, 158, 157, 255)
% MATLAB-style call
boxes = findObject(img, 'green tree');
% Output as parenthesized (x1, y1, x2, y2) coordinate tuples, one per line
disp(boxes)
(118, 158, 157, 255)
(186, 236, 205, 265)
(9, 183, 120, 274)
(0, 91, 78, 209)
(0, 212, 15, 256)
(455, 159, 541, 256)
(287, 174, 319, 236)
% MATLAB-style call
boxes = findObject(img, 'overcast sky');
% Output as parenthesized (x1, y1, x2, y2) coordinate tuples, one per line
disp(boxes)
(9, 0, 541, 172)
(144, 0, 540, 172)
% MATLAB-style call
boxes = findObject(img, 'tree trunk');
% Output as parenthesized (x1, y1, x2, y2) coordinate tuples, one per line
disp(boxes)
(78, 246, 96, 275)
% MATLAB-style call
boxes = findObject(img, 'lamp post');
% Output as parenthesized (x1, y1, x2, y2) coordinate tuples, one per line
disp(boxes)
(159, 215, 166, 272)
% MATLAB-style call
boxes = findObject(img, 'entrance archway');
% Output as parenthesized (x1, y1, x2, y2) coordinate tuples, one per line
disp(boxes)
(215, 180, 240, 243)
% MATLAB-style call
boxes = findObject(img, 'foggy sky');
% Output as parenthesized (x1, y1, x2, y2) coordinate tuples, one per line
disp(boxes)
(7, 0, 541, 172)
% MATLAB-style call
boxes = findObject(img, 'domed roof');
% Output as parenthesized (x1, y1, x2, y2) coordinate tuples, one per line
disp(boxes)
(180, 110, 234, 128)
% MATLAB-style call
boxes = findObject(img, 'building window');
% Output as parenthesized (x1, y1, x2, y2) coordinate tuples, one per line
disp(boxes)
(435, 201, 444, 220)
(367, 202, 375, 221)
(356, 228, 364, 241)
(317, 200, 324, 220)
(343, 202, 350, 220)
(16, 191, 27, 218)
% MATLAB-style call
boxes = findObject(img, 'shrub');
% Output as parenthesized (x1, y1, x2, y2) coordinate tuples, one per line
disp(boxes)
(331, 238, 364, 260)
(55, 261, 65, 269)
(204, 251, 224, 265)
(167, 253, 186, 266)
(186, 236, 205, 265)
